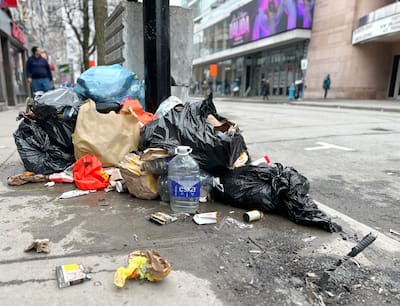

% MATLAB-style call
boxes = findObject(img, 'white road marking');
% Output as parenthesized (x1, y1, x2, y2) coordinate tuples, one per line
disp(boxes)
(304, 142, 353, 151)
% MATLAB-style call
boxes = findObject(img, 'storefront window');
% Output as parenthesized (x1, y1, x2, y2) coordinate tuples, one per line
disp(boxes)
(0, 41, 6, 103)
(192, 42, 306, 97)
(9, 46, 26, 97)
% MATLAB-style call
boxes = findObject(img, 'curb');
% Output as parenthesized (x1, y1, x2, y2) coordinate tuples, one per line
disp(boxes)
(316, 201, 400, 253)
(213, 98, 400, 113)
(293, 102, 400, 113)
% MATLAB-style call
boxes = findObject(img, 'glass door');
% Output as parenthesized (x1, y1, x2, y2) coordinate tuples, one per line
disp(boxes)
(388, 55, 400, 99)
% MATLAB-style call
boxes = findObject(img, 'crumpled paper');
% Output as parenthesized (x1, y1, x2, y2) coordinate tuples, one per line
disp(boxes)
(8, 172, 49, 186)
(24, 239, 50, 253)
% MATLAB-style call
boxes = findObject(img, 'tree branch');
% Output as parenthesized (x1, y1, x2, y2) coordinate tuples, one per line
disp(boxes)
(64, 0, 83, 45)
(88, 34, 96, 56)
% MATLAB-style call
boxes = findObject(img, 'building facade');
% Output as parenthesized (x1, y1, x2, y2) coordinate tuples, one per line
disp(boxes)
(186, 0, 313, 97)
(306, 0, 400, 99)
(0, 7, 28, 107)
(185, 0, 400, 100)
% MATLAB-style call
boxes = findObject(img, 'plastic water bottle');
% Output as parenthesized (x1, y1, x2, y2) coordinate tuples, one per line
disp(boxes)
(158, 175, 170, 203)
(168, 146, 200, 213)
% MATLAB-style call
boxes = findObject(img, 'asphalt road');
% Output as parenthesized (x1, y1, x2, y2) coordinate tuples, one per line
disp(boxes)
(214, 99, 400, 233)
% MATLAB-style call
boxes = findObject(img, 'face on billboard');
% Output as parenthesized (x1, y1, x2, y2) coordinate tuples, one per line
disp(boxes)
(228, 0, 314, 47)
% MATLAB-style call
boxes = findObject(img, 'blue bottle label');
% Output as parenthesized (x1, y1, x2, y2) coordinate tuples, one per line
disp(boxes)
(170, 179, 200, 198)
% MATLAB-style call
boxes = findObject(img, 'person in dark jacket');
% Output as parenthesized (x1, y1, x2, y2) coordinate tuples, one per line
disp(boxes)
(261, 78, 270, 100)
(26, 46, 53, 93)
(323, 74, 331, 99)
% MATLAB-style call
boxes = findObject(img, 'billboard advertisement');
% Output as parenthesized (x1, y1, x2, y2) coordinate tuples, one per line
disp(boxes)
(229, 0, 314, 47)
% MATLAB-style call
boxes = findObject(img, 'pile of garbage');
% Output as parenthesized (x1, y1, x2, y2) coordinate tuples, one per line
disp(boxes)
(11, 64, 341, 233)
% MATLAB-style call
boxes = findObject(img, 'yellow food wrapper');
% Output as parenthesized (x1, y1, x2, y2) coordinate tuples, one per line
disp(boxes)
(113, 256, 148, 288)
(113, 250, 171, 288)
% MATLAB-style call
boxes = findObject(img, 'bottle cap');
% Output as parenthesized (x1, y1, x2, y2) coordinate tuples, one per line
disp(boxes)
(175, 146, 192, 155)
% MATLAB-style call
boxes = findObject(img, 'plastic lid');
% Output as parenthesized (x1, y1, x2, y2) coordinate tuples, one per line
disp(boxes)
(175, 146, 192, 155)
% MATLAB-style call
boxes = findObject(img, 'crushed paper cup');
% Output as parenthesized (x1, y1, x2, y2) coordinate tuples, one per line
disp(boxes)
(193, 212, 218, 225)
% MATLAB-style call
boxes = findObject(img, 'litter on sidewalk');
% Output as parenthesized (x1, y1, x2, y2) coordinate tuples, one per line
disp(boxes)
(7, 172, 49, 186)
(10, 69, 342, 234)
(56, 264, 91, 289)
(113, 250, 171, 288)
(24, 239, 50, 253)
(243, 210, 264, 223)
(193, 212, 218, 225)
(149, 212, 178, 225)
(59, 190, 96, 199)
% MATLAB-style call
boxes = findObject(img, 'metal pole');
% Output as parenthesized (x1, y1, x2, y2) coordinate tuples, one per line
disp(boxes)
(143, 0, 171, 113)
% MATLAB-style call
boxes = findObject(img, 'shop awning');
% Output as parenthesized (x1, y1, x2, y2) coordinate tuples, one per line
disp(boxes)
(352, 3, 400, 45)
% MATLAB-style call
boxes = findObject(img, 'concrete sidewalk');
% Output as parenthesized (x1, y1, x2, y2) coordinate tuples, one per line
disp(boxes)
(213, 96, 400, 113)
(0, 105, 399, 305)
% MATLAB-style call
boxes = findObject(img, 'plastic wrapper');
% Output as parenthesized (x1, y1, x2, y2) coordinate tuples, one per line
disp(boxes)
(14, 118, 75, 174)
(140, 95, 249, 175)
(154, 96, 184, 118)
(114, 250, 171, 288)
(73, 155, 110, 190)
(215, 164, 342, 233)
(74, 65, 145, 110)
(32, 88, 82, 120)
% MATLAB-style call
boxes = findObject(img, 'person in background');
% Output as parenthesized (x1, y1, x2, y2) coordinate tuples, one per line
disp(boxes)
(296, 79, 304, 100)
(262, 78, 270, 100)
(201, 80, 208, 97)
(232, 79, 240, 96)
(26, 46, 53, 93)
(323, 74, 331, 99)
(289, 82, 295, 101)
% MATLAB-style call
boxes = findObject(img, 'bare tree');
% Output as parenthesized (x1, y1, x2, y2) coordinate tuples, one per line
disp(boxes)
(63, 0, 96, 71)
(93, 0, 107, 65)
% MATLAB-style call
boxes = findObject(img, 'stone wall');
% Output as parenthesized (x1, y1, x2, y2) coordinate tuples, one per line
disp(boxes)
(305, 0, 395, 99)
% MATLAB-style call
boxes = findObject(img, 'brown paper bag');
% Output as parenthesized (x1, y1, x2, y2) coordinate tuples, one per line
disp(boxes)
(119, 153, 159, 200)
(73, 100, 140, 167)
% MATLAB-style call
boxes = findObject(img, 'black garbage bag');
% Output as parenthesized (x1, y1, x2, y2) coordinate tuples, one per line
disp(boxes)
(37, 118, 75, 152)
(14, 118, 75, 174)
(215, 164, 342, 232)
(32, 88, 82, 120)
(140, 95, 248, 175)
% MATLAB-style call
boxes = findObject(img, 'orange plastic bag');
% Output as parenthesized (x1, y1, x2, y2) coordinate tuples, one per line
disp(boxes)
(73, 154, 109, 190)
(121, 100, 154, 126)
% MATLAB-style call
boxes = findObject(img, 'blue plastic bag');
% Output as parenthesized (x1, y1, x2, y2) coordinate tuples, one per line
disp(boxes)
(74, 65, 145, 109)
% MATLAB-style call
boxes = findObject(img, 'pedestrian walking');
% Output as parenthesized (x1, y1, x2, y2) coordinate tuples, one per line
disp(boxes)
(201, 80, 208, 97)
(262, 78, 270, 100)
(288, 82, 295, 101)
(26, 46, 53, 93)
(232, 79, 240, 96)
(296, 79, 304, 100)
(323, 74, 331, 99)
